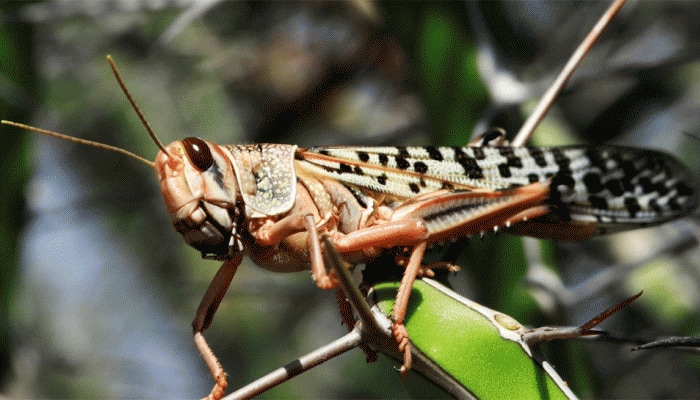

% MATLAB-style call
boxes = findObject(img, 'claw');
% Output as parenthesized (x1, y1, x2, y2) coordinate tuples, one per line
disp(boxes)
(204, 373, 227, 400)
(417, 261, 461, 277)
(316, 270, 339, 290)
(392, 322, 412, 376)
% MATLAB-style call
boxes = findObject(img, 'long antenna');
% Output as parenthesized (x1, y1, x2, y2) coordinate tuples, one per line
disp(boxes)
(106, 55, 171, 158)
(1, 120, 155, 168)
(2, 55, 173, 168)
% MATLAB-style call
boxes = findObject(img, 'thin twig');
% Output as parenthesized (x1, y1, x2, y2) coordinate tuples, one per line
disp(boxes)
(512, 0, 626, 146)
(223, 328, 364, 400)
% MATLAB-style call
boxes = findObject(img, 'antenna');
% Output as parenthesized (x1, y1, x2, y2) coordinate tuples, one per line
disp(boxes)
(1, 120, 155, 168)
(106, 55, 171, 158)
(2, 55, 173, 168)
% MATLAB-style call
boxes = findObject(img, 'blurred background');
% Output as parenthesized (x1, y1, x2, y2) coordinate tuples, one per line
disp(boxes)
(1, 1, 700, 398)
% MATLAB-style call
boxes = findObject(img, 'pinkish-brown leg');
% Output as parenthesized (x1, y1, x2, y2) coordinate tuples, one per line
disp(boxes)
(304, 214, 339, 289)
(391, 241, 427, 375)
(192, 254, 242, 400)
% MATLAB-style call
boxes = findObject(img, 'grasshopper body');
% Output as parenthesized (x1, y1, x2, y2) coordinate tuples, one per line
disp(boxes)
(152, 134, 697, 398)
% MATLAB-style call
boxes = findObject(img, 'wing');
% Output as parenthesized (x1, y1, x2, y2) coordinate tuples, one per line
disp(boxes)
(296, 145, 698, 230)
(297, 146, 563, 196)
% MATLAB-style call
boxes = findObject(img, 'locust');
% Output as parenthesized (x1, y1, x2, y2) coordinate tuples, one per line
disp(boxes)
(4, 45, 699, 400)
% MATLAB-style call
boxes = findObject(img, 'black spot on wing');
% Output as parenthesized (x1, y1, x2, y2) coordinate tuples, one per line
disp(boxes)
(357, 151, 370, 163)
(427, 147, 444, 161)
(668, 197, 683, 211)
(499, 148, 523, 168)
(605, 179, 625, 197)
(454, 148, 483, 179)
(414, 161, 428, 174)
(498, 163, 511, 178)
(582, 172, 604, 194)
(441, 181, 455, 191)
(547, 174, 576, 221)
(589, 195, 608, 210)
(549, 174, 575, 201)
(395, 156, 410, 170)
(617, 157, 638, 180)
(675, 181, 694, 197)
(624, 197, 641, 218)
(528, 148, 548, 168)
(471, 147, 486, 160)
(378, 153, 389, 166)
(551, 148, 572, 175)
(648, 199, 663, 214)
(637, 177, 655, 194)
(585, 148, 607, 171)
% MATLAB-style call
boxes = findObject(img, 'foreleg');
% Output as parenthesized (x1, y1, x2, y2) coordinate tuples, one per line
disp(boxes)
(192, 254, 242, 400)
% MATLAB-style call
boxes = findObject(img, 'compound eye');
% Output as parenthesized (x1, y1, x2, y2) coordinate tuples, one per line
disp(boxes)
(182, 137, 213, 171)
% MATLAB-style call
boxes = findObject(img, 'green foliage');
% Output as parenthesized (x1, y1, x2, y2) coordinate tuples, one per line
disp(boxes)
(375, 280, 570, 399)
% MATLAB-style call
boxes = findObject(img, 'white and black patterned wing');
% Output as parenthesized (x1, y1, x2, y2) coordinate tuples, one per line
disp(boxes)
(297, 145, 697, 230)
